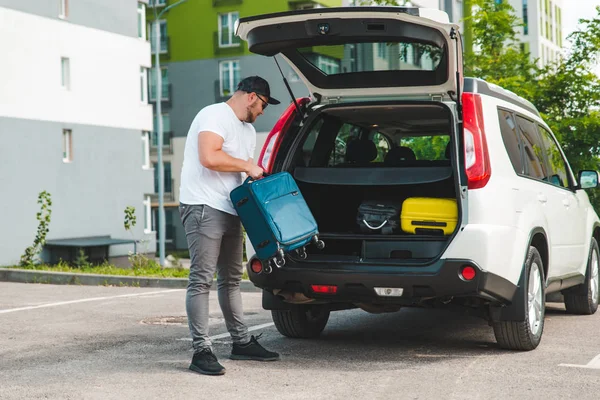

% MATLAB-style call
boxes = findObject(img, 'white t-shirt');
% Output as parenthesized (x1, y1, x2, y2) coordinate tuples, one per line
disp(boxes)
(179, 102, 256, 215)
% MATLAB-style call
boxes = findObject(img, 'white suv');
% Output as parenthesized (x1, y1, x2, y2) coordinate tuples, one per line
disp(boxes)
(237, 6, 600, 350)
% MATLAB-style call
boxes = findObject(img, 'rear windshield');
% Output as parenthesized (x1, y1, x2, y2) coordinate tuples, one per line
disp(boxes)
(298, 41, 443, 75)
(298, 117, 450, 168)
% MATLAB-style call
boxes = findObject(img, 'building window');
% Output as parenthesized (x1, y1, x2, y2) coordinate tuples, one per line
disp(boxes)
(522, 0, 528, 35)
(149, 0, 166, 7)
(149, 68, 169, 101)
(219, 60, 240, 97)
(150, 21, 168, 53)
(140, 67, 148, 103)
(63, 129, 72, 162)
(153, 162, 172, 193)
(218, 12, 240, 47)
(59, 0, 68, 18)
(317, 56, 340, 75)
(152, 115, 171, 146)
(61, 57, 70, 90)
(377, 43, 388, 59)
(137, 3, 146, 40)
(142, 132, 150, 169)
(143, 196, 152, 233)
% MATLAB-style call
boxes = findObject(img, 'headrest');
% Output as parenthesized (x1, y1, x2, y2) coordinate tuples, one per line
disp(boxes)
(345, 138, 378, 163)
(384, 146, 416, 166)
(445, 142, 452, 159)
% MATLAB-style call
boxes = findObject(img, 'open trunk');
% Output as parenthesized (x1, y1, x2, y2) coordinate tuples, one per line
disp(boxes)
(278, 102, 462, 264)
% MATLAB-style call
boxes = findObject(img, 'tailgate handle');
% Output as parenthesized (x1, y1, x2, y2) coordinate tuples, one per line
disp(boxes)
(366, 23, 385, 31)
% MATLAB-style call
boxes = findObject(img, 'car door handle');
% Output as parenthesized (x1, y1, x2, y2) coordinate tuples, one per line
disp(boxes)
(537, 194, 547, 203)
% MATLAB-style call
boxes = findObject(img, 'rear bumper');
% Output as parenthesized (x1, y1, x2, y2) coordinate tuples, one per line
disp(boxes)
(248, 258, 517, 305)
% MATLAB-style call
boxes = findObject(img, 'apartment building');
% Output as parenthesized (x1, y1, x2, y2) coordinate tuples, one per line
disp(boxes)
(146, 0, 341, 252)
(0, 0, 155, 266)
(507, 0, 563, 66)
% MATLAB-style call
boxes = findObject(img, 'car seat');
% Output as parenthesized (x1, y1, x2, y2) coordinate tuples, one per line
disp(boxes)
(343, 138, 378, 166)
(383, 146, 416, 166)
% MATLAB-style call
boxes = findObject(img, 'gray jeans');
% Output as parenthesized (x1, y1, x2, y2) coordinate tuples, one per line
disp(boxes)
(179, 203, 249, 351)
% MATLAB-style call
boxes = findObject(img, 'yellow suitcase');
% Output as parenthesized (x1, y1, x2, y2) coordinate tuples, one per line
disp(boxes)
(400, 198, 458, 235)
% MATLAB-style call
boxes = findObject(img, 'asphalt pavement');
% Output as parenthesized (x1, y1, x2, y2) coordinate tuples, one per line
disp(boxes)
(1, 282, 600, 400)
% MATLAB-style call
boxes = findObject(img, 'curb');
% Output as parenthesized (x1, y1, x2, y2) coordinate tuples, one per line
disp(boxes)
(0, 268, 260, 292)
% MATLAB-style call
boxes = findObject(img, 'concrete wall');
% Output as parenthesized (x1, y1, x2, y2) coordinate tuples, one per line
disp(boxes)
(0, 4, 154, 265)
(0, 0, 143, 38)
(0, 117, 155, 266)
(0, 6, 152, 131)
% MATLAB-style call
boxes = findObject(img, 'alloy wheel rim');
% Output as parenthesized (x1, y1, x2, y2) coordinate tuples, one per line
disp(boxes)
(590, 249, 599, 306)
(528, 263, 543, 336)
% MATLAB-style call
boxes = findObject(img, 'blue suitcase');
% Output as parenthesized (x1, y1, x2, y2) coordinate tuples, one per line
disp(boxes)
(230, 172, 324, 272)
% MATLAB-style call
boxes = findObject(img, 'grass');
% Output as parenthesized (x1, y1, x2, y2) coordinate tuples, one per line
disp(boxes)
(8, 261, 249, 280)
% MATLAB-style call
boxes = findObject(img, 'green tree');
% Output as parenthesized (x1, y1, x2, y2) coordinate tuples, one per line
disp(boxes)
(531, 8, 600, 207)
(20, 191, 52, 266)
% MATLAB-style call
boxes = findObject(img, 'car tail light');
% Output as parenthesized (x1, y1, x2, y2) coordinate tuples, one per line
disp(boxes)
(460, 265, 477, 281)
(250, 259, 262, 274)
(257, 98, 310, 173)
(311, 285, 338, 294)
(462, 93, 491, 189)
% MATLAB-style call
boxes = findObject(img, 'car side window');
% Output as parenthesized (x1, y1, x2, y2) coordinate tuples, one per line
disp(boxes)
(515, 115, 547, 181)
(498, 109, 524, 174)
(299, 119, 324, 167)
(328, 123, 362, 166)
(537, 125, 570, 188)
(370, 132, 391, 162)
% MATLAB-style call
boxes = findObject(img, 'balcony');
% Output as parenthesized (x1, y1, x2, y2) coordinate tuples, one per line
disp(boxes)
(151, 36, 169, 55)
(213, 0, 242, 6)
(213, 31, 243, 56)
(150, 131, 173, 155)
(150, 178, 176, 204)
(149, 82, 172, 104)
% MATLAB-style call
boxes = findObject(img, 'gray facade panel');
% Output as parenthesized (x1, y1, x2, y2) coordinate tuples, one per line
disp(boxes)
(0, 117, 155, 266)
(0, 0, 138, 38)
(0, 0, 56, 19)
(166, 55, 311, 138)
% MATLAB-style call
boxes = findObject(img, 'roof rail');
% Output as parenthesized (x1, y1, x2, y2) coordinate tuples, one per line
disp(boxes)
(463, 77, 540, 117)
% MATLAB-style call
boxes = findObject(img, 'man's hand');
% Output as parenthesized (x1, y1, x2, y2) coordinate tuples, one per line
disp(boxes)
(246, 164, 264, 180)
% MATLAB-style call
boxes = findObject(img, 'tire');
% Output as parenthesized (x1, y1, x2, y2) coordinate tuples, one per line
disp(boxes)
(271, 305, 330, 338)
(563, 238, 600, 315)
(493, 246, 545, 351)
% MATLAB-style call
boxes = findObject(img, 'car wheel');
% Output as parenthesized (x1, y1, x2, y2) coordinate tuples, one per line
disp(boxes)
(271, 305, 330, 338)
(493, 246, 545, 351)
(563, 238, 599, 315)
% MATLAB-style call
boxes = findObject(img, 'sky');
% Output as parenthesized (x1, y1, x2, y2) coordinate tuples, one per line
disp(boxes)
(561, 0, 600, 73)
(562, 0, 600, 45)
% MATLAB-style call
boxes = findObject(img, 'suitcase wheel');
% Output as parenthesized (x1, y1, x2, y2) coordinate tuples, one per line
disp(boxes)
(312, 236, 325, 250)
(274, 252, 286, 268)
(296, 248, 308, 260)
(263, 263, 273, 274)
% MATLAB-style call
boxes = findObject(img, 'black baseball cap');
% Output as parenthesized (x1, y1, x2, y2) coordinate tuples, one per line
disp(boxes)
(236, 76, 280, 105)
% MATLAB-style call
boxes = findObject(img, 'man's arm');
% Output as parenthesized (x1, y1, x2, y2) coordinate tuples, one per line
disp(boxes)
(198, 131, 263, 178)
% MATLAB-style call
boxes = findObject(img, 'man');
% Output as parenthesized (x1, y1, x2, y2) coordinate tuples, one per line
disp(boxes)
(179, 76, 281, 376)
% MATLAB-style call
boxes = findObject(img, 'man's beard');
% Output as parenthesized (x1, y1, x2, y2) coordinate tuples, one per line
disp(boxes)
(244, 107, 255, 123)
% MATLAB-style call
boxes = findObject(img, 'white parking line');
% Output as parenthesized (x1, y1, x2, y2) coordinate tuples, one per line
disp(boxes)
(0, 289, 184, 315)
(560, 354, 600, 369)
(177, 322, 275, 341)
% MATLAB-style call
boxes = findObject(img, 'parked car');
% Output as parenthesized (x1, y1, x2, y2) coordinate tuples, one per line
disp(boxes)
(236, 6, 600, 350)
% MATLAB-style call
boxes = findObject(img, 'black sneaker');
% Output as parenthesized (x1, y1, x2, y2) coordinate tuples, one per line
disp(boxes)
(230, 334, 280, 361)
(189, 348, 225, 375)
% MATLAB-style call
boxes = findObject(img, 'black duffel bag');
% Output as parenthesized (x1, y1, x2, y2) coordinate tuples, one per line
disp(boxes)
(356, 201, 401, 235)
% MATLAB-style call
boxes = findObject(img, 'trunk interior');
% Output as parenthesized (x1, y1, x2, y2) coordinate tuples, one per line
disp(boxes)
(279, 102, 460, 263)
